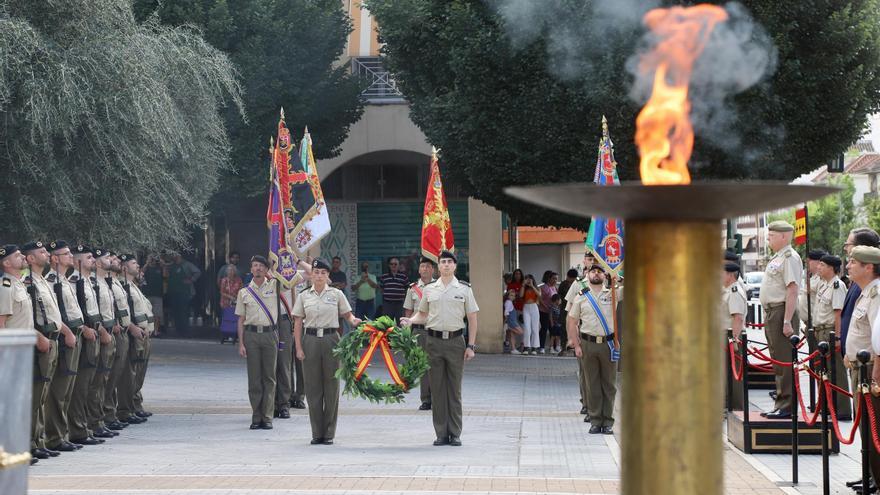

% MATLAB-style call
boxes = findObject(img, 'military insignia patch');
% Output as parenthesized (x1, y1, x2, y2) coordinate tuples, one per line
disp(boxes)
(2, 278, 10, 287)
(834, 281, 840, 289)
(732, 286, 738, 292)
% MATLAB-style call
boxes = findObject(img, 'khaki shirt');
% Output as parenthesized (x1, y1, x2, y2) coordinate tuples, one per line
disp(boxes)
(403, 279, 434, 311)
(417, 277, 479, 332)
(845, 279, 880, 361)
(127, 282, 154, 333)
(235, 279, 280, 327)
(292, 285, 350, 328)
(564, 277, 587, 312)
(814, 276, 846, 328)
(720, 282, 748, 332)
(93, 275, 115, 325)
(568, 286, 621, 337)
(0, 275, 35, 330)
(69, 270, 100, 322)
(29, 274, 64, 329)
(47, 270, 84, 326)
(760, 245, 803, 306)
(109, 277, 132, 327)
(798, 274, 824, 324)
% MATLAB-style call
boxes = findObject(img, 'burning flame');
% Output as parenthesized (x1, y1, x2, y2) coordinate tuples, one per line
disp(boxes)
(635, 5, 728, 185)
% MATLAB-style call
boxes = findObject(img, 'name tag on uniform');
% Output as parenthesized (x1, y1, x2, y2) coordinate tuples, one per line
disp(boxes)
(324, 296, 337, 304)
(453, 295, 465, 301)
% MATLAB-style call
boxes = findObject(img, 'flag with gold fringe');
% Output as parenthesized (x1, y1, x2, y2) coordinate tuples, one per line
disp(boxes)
(585, 116, 624, 277)
(420, 147, 454, 263)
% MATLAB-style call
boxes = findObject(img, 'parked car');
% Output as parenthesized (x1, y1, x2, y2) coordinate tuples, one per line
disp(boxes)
(743, 271, 763, 299)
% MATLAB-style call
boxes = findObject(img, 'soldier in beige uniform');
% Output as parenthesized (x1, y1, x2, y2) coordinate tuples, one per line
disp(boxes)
(117, 254, 152, 423)
(236, 255, 281, 430)
(759, 221, 802, 419)
(275, 261, 310, 419)
(844, 246, 880, 481)
(799, 249, 827, 327)
(67, 245, 107, 445)
(722, 262, 747, 410)
(404, 256, 435, 411)
(813, 254, 851, 418)
(293, 258, 361, 445)
(103, 252, 143, 428)
(89, 248, 122, 437)
(565, 252, 597, 417)
(0, 245, 44, 464)
(44, 240, 88, 452)
(401, 251, 479, 447)
(23, 241, 76, 458)
(567, 264, 620, 433)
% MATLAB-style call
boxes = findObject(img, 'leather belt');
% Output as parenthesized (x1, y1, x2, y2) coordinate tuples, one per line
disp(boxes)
(133, 314, 149, 324)
(101, 319, 116, 330)
(412, 324, 426, 330)
(581, 333, 614, 344)
(245, 325, 275, 333)
(37, 322, 58, 337)
(67, 317, 84, 329)
(86, 314, 101, 328)
(147, 316, 155, 323)
(427, 329, 463, 340)
(814, 324, 834, 331)
(115, 309, 129, 318)
(763, 302, 785, 309)
(305, 327, 337, 337)
(280, 314, 291, 321)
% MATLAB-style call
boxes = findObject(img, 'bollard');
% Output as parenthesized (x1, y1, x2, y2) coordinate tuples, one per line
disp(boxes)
(0, 329, 36, 495)
(790, 334, 800, 484)
(818, 341, 831, 495)
(727, 329, 734, 413)
(858, 349, 871, 495)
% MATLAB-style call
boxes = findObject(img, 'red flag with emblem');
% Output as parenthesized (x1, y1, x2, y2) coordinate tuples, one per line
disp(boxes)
(794, 206, 807, 246)
(421, 148, 454, 263)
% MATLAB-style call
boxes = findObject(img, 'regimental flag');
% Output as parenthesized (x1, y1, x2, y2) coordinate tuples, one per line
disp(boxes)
(267, 140, 301, 289)
(283, 127, 331, 256)
(585, 116, 624, 277)
(794, 205, 807, 246)
(421, 147, 454, 263)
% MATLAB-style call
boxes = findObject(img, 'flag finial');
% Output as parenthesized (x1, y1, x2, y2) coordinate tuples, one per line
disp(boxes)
(269, 136, 274, 152)
(280, 107, 285, 120)
(602, 115, 609, 138)
(304, 126, 309, 135)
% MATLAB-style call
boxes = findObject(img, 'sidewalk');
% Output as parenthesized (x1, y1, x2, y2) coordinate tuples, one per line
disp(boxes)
(26, 337, 826, 494)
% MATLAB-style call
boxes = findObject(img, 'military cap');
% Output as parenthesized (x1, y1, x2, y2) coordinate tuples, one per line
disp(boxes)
(724, 262, 741, 273)
(724, 250, 739, 262)
(767, 220, 795, 233)
(587, 263, 606, 273)
(49, 240, 69, 252)
(92, 248, 110, 258)
(311, 258, 331, 271)
(438, 250, 457, 263)
(21, 241, 44, 253)
(819, 254, 842, 269)
(107, 250, 118, 257)
(419, 256, 435, 265)
(807, 249, 827, 261)
(119, 254, 136, 262)
(850, 246, 880, 265)
(0, 244, 19, 260)
(250, 255, 270, 268)
(72, 244, 90, 254)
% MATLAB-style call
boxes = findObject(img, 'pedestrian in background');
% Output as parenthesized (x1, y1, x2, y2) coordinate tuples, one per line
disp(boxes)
(379, 257, 409, 321)
(520, 274, 541, 355)
(219, 265, 242, 342)
(352, 261, 378, 319)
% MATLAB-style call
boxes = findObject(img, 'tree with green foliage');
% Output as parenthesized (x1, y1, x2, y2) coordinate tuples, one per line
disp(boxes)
(133, 0, 365, 200)
(366, 0, 880, 228)
(0, 0, 242, 248)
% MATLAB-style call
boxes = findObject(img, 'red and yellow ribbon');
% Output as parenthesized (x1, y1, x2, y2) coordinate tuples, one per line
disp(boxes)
(354, 325, 407, 389)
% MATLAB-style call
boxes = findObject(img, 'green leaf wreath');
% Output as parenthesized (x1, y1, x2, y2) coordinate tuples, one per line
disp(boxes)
(333, 315, 430, 404)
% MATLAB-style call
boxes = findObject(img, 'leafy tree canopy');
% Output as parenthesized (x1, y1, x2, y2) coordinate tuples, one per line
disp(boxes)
(366, 0, 880, 228)
(0, 0, 243, 248)
(132, 0, 365, 202)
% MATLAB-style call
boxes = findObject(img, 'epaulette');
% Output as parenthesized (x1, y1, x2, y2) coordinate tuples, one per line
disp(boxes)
(69, 274, 80, 283)
(784, 250, 792, 258)
(2, 278, 10, 288)
(871, 286, 878, 297)
(47, 273, 57, 283)
(460, 281, 471, 287)
(89, 275, 96, 283)
(23, 276, 32, 286)
(731, 285, 738, 293)
(834, 281, 840, 289)
(298, 286, 310, 294)
(409, 282, 417, 288)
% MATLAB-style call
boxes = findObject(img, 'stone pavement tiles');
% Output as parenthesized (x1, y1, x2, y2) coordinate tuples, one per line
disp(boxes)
(29, 338, 794, 494)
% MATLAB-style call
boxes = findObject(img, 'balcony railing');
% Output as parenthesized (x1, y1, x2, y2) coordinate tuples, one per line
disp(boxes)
(351, 56, 406, 104)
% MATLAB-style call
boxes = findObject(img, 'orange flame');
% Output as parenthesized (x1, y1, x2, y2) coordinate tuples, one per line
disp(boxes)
(635, 5, 728, 185)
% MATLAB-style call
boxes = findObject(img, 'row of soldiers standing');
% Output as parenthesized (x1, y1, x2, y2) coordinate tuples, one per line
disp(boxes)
(0, 241, 155, 465)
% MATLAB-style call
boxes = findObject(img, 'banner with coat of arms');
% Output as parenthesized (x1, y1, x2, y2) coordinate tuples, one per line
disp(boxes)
(585, 116, 624, 277)
(420, 147, 454, 263)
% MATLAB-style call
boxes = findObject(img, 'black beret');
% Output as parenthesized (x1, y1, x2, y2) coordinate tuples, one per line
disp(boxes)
(250, 255, 269, 268)
(72, 244, 90, 254)
(808, 249, 828, 261)
(107, 250, 117, 257)
(419, 256, 435, 265)
(819, 254, 842, 269)
(724, 262, 741, 273)
(92, 248, 109, 258)
(21, 241, 44, 253)
(0, 244, 19, 260)
(49, 240, 68, 252)
(439, 250, 457, 263)
(312, 258, 331, 271)
(119, 254, 136, 262)
(587, 264, 606, 273)
(723, 250, 739, 262)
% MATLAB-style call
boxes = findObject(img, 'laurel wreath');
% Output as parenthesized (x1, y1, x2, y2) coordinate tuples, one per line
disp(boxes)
(333, 315, 430, 404)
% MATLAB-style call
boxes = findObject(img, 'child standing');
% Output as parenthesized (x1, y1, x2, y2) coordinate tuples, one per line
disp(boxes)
(549, 293, 563, 354)
(504, 289, 524, 354)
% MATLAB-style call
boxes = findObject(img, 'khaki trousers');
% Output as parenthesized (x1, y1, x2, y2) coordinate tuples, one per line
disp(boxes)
(103, 332, 129, 423)
(244, 330, 277, 424)
(88, 335, 115, 430)
(132, 335, 152, 413)
(578, 353, 590, 411)
(275, 319, 293, 411)
(581, 339, 617, 427)
(814, 326, 852, 418)
(851, 364, 880, 482)
(426, 335, 465, 439)
(32, 340, 59, 450)
(291, 339, 304, 402)
(45, 336, 82, 447)
(302, 332, 341, 439)
(69, 336, 100, 440)
(415, 328, 432, 404)
(117, 334, 146, 419)
(763, 305, 799, 413)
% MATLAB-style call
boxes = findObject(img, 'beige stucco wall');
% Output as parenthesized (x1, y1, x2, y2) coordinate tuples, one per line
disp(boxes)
(468, 197, 504, 353)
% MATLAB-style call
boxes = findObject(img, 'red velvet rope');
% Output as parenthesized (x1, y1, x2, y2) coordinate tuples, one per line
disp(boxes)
(861, 393, 880, 453)
(728, 341, 744, 381)
(793, 366, 823, 426)
(823, 380, 862, 445)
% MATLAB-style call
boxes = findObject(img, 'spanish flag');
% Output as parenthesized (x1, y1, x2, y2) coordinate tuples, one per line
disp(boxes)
(421, 148, 454, 263)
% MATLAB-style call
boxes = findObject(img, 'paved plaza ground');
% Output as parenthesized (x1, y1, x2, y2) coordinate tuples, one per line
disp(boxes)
(25, 329, 870, 494)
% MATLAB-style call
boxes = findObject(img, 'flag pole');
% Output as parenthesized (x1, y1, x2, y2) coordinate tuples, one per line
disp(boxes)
(611, 273, 620, 351)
